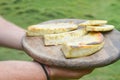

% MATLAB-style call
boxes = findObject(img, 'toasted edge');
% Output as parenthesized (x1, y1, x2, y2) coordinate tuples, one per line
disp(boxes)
(62, 42, 104, 58)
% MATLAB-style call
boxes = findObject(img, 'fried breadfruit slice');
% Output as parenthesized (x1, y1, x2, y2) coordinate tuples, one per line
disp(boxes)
(44, 28, 87, 45)
(71, 32, 104, 45)
(62, 42, 104, 58)
(79, 20, 107, 26)
(27, 23, 78, 36)
(86, 25, 114, 32)
(61, 32, 104, 58)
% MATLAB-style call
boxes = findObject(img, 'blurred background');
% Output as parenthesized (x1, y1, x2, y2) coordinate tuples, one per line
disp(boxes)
(0, 0, 120, 80)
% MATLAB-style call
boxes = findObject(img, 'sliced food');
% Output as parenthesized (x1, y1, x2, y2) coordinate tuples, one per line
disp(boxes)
(62, 42, 104, 58)
(86, 25, 114, 32)
(27, 23, 78, 36)
(61, 32, 104, 58)
(71, 32, 104, 45)
(79, 20, 107, 26)
(44, 28, 87, 45)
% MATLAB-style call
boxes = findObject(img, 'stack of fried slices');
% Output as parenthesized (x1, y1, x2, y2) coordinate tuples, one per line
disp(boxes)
(27, 20, 114, 58)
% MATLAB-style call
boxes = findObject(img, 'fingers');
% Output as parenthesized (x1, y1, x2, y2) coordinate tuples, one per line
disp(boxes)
(46, 66, 94, 79)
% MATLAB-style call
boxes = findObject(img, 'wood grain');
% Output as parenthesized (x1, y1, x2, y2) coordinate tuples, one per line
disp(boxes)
(22, 19, 120, 69)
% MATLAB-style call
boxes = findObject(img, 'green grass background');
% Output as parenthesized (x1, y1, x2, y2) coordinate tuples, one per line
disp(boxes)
(0, 0, 120, 80)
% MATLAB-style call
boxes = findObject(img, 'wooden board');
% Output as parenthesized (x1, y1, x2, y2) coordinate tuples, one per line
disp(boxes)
(22, 19, 120, 69)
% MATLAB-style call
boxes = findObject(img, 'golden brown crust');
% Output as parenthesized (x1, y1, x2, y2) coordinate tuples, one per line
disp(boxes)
(62, 42, 104, 58)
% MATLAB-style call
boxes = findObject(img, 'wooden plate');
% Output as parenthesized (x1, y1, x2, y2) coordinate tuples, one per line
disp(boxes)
(22, 19, 120, 69)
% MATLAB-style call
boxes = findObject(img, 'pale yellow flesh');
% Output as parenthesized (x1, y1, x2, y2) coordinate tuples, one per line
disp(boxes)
(79, 20, 107, 26)
(86, 25, 114, 31)
(27, 23, 78, 36)
(44, 31, 103, 46)
(62, 42, 104, 58)
(44, 28, 87, 45)
(70, 32, 104, 45)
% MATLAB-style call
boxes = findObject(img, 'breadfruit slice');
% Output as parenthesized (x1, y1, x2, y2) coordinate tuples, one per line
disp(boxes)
(62, 42, 104, 58)
(86, 25, 114, 32)
(27, 23, 78, 36)
(79, 20, 107, 26)
(61, 32, 104, 58)
(44, 29, 87, 45)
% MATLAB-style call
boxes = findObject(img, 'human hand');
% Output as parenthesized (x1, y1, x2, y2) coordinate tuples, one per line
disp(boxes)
(45, 65, 93, 80)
